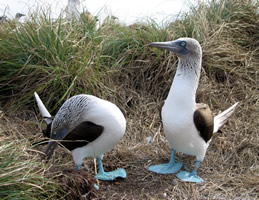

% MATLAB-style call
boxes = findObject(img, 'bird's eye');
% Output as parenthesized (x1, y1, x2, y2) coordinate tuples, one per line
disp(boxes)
(181, 41, 186, 47)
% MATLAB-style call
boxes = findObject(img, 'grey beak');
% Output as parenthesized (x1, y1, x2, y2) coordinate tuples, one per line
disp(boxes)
(148, 41, 189, 55)
(148, 41, 178, 52)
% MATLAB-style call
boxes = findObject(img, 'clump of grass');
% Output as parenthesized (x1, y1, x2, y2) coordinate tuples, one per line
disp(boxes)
(0, 0, 258, 110)
(0, 9, 104, 110)
(0, 111, 100, 199)
(47, 168, 101, 200)
(0, 128, 58, 199)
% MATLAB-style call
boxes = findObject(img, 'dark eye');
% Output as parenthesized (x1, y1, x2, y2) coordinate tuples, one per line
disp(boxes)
(180, 41, 186, 47)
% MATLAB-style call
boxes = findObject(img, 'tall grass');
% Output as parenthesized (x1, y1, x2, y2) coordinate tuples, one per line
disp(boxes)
(1, 0, 257, 110)
(0, 10, 103, 110)
(0, 135, 60, 199)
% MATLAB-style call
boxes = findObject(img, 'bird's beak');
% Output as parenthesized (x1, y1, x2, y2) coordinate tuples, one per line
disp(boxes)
(148, 41, 178, 52)
(148, 41, 189, 55)
(45, 141, 59, 160)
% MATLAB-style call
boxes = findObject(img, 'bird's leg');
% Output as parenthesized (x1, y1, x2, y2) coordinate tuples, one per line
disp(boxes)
(147, 149, 183, 174)
(94, 156, 126, 181)
(97, 156, 104, 174)
(176, 160, 203, 183)
(169, 149, 177, 165)
(191, 160, 200, 176)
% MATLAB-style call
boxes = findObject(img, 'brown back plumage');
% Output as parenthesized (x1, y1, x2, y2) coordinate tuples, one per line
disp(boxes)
(193, 103, 214, 143)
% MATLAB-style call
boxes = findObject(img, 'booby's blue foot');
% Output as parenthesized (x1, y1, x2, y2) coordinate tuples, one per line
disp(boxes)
(94, 168, 126, 181)
(94, 157, 126, 181)
(176, 171, 203, 183)
(148, 149, 182, 174)
(176, 160, 203, 183)
(76, 165, 81, 170)
(148, 162, 182, 174)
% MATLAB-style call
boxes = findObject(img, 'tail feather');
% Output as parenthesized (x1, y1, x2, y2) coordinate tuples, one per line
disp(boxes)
(34, 92, 52, 124)
(213, 102, 239, 133)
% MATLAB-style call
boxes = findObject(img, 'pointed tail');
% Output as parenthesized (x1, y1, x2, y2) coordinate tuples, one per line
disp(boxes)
(213, 102, 239, 133)
(34, 92, 52, 124)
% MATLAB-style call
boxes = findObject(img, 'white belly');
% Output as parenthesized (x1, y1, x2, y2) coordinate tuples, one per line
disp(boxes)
(71, 99, 126, 165)
(162, 102, 209, 161)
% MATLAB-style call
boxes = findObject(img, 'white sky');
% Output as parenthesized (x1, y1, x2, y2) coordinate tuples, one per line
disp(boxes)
(0, 0, 199, 24)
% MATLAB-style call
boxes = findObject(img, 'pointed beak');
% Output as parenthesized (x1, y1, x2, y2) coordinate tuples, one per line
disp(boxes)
(148, 41, 189, 55)
(45, 141, 59, 160)
(148, 41, 178, 52)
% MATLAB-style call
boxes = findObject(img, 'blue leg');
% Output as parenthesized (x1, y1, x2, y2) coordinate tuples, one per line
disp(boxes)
(76, 165, 81, 170)
(94, 157, 127, 181)
(176, 160, 204, 183)
(148, 149, 182, 174)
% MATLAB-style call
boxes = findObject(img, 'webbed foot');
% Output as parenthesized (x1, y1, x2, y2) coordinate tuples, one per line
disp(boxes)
(176, 171, 203, 183)
(94, 168, 126, 181)
(148, 162, 182, 174)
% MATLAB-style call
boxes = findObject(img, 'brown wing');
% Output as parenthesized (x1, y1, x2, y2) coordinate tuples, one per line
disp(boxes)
(62, 121, 104, 151)
(193, 103, 214, 143)
(44, 121, 104, 160)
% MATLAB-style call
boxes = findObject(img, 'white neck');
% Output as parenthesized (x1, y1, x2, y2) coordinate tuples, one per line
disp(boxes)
(166, 56, 202, 109)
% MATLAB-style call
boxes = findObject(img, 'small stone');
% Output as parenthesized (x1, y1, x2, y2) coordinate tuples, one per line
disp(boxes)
(163, 193, 167, 198)
(94, 184, 99, 190)
(145, 136, 153, 143)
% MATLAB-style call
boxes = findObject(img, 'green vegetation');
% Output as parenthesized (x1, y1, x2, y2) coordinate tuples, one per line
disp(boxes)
(0, 0, 258, 199)
(0, 132, 60, 199)
(0, 0, 257, 109)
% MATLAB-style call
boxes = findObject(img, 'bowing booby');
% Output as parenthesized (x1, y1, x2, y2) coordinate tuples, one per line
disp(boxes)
(34, 92, 127, 181)
(147, 38, 239, 182)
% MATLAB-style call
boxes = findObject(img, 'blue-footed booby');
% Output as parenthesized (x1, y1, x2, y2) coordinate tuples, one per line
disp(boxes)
(34, 92, 127, 181)
(147, 38, 239, 183)
(66, 0, 81, 20)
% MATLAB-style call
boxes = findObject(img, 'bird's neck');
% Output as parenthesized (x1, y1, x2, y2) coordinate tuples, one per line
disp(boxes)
(166, 56, 202, 107)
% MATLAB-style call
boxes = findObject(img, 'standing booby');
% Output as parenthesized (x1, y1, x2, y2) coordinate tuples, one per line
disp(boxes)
(147, 38, 239, 182)
(15, 13, 25, 21)
(34, 92, 127, 181)
(65, 0, 81, 20)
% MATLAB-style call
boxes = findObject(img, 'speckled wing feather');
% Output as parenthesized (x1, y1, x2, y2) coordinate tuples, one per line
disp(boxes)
(51, 95, 93, 135)
(45, 95, 104, 159)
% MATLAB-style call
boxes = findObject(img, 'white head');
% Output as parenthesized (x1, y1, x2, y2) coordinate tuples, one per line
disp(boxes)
(148, 37, 202, 59)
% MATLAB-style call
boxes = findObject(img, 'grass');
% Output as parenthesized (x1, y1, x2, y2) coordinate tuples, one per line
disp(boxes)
(0, 111, 100, 199)
(0, 113, 59, 199)
(0, 0, 258, 199)
(0, 10, 103, 110)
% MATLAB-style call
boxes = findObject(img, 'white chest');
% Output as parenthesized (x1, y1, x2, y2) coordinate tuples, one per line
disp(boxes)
(161, 74, 208, 161)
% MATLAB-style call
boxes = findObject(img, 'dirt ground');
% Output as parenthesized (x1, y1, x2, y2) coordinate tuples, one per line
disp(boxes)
(1, 101, 258, 199)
